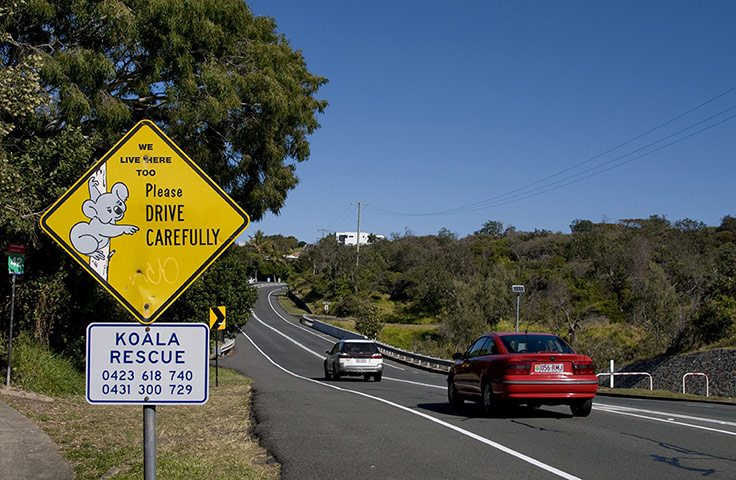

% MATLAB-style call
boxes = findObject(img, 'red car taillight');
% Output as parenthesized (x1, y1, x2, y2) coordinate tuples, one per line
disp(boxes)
(338, 353, 351, 358)
(505, 360, 531, 375)
(372, 353, 382, 359)
(573, 361, 595, 375)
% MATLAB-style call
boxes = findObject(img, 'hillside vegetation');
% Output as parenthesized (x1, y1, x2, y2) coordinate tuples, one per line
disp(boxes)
(286, 216, 736, 369)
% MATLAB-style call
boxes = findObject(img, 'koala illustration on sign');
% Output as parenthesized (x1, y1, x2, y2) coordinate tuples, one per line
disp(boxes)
(70, 177, 139, 260)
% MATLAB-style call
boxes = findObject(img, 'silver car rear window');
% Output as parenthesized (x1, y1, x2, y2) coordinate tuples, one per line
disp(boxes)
(341, 342, 379, 355)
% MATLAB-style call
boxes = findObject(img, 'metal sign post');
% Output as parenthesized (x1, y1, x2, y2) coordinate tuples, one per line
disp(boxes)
(5, 273, 16, 387)
(6, 243, 25, 387)
(512, 285, 525, 332)
(144, 405, 156, 480)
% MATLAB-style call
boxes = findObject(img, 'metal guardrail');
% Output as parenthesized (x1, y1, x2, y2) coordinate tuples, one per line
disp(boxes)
(374, 341, 453, 371)
(302, 315, 365, 340)
(219, 338, 235, 355)
(597, 371, 653, 390)
(210, 338, 235, 359)
(302, 315, 453, 372)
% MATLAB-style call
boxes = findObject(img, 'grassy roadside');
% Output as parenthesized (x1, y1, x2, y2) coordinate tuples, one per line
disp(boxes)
(0, 368, 279, 480)
(277, 291, 308, 316)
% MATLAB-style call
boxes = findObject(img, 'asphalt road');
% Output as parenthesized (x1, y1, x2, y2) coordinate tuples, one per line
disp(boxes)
(221, 285, 736, 480)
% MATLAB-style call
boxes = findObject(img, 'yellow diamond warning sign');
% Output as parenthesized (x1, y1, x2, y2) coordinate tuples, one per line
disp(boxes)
(40, 120, 250, 324)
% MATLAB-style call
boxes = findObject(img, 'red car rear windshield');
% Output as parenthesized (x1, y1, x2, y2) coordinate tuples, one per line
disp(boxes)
(499, 334, 575, 354)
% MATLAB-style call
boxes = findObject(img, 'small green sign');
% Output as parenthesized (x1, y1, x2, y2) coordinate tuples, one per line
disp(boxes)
(8, 253, 24, 274)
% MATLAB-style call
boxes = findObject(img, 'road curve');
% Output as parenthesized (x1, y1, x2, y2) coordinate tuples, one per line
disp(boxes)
(221, 285, 736, 480)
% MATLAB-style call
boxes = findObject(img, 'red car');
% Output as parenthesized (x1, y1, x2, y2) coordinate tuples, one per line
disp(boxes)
(447, 333, 598, 417)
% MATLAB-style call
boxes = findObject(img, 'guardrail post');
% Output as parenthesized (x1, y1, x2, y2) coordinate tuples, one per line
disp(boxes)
(610, 360, 614, 388)
(683, 373, 709, 397)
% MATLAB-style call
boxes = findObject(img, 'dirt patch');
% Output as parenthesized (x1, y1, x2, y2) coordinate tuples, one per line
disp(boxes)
(0, 386, 54, 403)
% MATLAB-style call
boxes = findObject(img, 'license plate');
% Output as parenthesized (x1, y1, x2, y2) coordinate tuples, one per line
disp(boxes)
(355, 359, 367, 363)
(535, 363, 563, 373)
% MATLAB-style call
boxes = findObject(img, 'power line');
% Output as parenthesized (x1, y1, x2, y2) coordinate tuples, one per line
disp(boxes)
(366, 84, 736, 218)
(447, 111, 736, 212)
(323, 203, 355, 231)
(437, 104, 736, 214)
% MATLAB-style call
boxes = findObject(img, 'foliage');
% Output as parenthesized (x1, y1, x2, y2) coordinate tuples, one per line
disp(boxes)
(237, 230, 299, 282)
(1, 1, 324, 361)
(2, 0, 326, 220)
(162, 246, 258, 337)
(475, 219, 505, 238)
(690, 295, 736, 344)
(292, 214, 736, 365)
(1, 333, 85, 396)
(377, 324, 442, 352)
(353, 303, 383, 340)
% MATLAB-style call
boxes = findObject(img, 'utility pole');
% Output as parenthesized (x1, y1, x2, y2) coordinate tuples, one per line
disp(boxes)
(316, 228, 330, 239)
(352, 202, 366, 265)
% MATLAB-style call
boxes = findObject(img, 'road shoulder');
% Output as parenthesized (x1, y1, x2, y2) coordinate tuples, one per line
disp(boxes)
(0, 392, 74, 480)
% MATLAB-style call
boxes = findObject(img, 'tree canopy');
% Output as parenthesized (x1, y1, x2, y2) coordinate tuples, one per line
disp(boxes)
(1, 0, 326, 363)
(292, 215, 736, 367)
(2, 0, 327, 223)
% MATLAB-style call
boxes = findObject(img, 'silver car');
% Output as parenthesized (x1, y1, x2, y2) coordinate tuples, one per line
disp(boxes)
(324, 339, 383, 382)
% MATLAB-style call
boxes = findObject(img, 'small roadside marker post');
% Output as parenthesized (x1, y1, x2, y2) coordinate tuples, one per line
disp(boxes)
(210, 306, 226, 387)
(6, 243, 25, 387)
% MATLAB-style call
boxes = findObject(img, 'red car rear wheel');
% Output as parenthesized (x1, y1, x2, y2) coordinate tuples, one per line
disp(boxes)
(570, 398, 593, 417)
(482, 383, 496, 416)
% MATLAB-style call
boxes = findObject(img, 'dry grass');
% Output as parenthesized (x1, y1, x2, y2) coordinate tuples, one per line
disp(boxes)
(0, 368, 279, 480)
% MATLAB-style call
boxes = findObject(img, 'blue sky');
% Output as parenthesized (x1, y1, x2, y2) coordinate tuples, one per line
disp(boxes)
(239, 1, 736, 244)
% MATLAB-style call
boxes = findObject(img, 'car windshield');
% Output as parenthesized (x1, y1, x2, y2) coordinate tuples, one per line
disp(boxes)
(499, 334, 574, 354)
(341, 342, 378, 355)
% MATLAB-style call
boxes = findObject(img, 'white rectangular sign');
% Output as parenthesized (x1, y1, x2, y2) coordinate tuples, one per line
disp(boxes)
(86, 323, 209, 405)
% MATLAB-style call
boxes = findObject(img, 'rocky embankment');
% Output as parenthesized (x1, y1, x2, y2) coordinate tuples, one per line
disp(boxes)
(604, 348, 736, 398)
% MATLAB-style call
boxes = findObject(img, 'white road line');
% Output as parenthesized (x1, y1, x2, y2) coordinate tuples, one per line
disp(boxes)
(240, 327, 582, 480)
(594, 404, 736, 436)
(250, 313, 443, 387)
(385, 376, 445, 390)
(263, 288, 405, 371)
(251, 312, 325, 359)
(594, 403, 736, 428)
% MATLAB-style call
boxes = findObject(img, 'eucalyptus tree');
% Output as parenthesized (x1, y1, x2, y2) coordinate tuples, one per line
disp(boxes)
(1, 0, 326, 354)
(2, 0, 327, 222)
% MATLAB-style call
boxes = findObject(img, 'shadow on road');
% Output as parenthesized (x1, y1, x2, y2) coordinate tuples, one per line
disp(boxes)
(623, 432, 736, 477)
(415, 402, 572, 420)
(312, 377, 383, 383)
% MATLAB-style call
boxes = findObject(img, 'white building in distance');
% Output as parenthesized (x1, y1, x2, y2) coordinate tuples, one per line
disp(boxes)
(336, 232, 385, 246)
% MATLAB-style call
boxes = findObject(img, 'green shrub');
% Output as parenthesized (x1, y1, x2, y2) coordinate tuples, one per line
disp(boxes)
(355, 316, 383, 340)
(575, 323, 644, 368)
(378, 324, 440, 351)
(6, 334, 84, 396)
